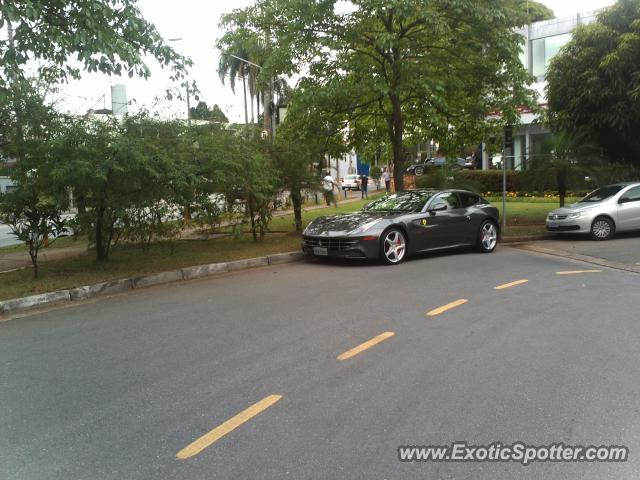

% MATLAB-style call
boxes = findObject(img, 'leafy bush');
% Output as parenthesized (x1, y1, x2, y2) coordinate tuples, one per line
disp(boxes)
(0, 183, 68, 278)
(415, 169, 522, 193)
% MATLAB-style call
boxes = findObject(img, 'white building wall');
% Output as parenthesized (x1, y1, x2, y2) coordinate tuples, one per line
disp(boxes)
(511, 10, 602, 169)
(0, 176, 16, 194)
(326, 151, 358, 180)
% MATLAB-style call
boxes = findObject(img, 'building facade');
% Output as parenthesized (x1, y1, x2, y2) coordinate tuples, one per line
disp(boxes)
(508, 10, 601, 170)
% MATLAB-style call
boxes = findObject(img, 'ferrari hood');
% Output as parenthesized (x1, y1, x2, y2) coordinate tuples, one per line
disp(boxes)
(304, 212, 388, 236)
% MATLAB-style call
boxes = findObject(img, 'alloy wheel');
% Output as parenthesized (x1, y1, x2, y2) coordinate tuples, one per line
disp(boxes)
(383, 230, 406, 264)
(480, 222, 498, 251)
(591, 218, 613, 240)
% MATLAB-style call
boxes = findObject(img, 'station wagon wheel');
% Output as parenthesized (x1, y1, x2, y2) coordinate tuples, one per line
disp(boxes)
(477, 220, 498, 253)
(414, 166, 424, 175)
(381, 229, 407, 265)
(590, 216, 614, 241)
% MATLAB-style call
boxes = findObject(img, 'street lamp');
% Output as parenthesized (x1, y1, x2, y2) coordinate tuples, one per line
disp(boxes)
(168, 37, 191, 127)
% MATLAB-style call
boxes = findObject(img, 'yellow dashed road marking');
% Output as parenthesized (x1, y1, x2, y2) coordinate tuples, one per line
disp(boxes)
(556, 270, 602, 275)
(337, 332, 395, 360)
(494, 279, 529, 290)
(426, 299, 468, 316)
(176, 394, 282, 460)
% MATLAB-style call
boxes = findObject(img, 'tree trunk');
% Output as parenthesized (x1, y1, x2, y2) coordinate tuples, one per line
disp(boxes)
(95, 206, 108, 261)
(388, 93, 404, 191)
(250, 92, 255, 124)
(256, 92, 261, 126)
(248, 201, 257, 242)
(263, 86, 272, 138)
(557, 171, 567, 207)
(291, 188, 303, 232)
(28, 243, 39, 278)
(242, 75, 249, 125)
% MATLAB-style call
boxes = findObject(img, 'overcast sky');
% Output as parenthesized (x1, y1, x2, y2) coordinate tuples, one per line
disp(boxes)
(57, 0, 616, 122)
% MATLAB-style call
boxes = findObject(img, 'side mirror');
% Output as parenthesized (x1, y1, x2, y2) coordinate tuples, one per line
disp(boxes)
(618, 196, 630, 204)
(428, 204, 447, 214)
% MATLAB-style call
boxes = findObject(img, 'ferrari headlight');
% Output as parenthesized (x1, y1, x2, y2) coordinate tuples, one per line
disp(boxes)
(349, 219, 382, 235)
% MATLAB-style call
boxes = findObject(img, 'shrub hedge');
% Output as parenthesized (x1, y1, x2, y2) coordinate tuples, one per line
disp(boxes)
(414, 165, 640, 194)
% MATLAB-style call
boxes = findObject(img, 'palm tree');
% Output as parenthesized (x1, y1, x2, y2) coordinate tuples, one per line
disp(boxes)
(217, 50, 250, 125)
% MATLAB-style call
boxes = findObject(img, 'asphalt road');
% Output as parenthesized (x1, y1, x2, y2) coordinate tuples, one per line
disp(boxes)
(542, 232, 640, 265)
(2, 246, 640, 479)
(0, 222, 18, 248)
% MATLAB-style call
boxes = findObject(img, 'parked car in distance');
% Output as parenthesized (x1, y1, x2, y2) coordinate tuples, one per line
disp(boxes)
(302, 189, 500, 264)
(406, 157, 471, 175)
(341, 174, 361, 190)
(546, 182, 640, 240)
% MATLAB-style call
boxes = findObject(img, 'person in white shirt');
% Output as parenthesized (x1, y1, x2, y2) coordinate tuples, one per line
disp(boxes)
(383, 168, 392, 192)
(322, 172, 338, 206)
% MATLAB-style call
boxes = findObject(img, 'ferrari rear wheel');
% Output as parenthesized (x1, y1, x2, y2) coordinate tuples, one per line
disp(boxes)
(380, 228, 407, 265)
(476, 220, 498, 253)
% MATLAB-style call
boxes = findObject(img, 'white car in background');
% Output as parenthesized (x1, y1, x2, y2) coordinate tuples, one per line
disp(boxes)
(546, 182, 640, 240)
(341, 174, 361, 191)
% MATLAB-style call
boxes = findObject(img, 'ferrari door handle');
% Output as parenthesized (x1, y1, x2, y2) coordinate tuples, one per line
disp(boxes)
(465, 215, 471, 220)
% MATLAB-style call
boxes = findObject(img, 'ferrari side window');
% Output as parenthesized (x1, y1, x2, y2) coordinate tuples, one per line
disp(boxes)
(433, 192, 461, 210)
(460, 193, 479, 207)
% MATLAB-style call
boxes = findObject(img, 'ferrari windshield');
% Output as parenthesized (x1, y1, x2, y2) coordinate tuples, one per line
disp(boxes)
(578, 186, 623, 203)
(363, 191, 434, 212)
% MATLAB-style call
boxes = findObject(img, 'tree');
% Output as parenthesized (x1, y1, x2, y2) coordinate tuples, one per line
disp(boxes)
(0, 174, 68, 278)
(524, 131, 601, 206)
(0, 0, 188, 87)
(217, 37, 254, 125)
(221, 0, 534, 190)
(546, 0, 640, 166)
(519, 0, 554, 22)
(0, 78, 59, 160)
(0, 78, 69, 277)
(272, 87, 349, 231)
(190, 101, 229, 123)
(47, 115, 194, 261)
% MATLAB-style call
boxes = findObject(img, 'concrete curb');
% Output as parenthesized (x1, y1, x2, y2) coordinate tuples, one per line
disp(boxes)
(132, 270, 183, 289)
(181, 262, 228, 280)
(501, 234, 551, 244)
(0, 290, 71, 315)
(70, 278, 133, 301)
(227, 256, 269, 272)
(0, 251, 309, 318)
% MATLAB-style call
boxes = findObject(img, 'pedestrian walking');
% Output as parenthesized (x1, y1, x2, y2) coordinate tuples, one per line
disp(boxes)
(360, 173, 369, 199)
(383, 168, 391, 192)
(322, 171, 338, 207)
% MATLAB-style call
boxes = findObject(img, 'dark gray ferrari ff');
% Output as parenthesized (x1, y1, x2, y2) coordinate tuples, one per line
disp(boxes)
(302, 189, 500, 264)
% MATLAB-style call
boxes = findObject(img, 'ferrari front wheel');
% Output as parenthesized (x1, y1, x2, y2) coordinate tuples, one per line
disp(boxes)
(380, 228, 407, 265)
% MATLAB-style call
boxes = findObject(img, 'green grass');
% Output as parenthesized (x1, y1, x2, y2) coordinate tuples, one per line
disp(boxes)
(488, 196, 577, 225)
(0, 235, 86, 255)
(0, 195, 560, 301)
